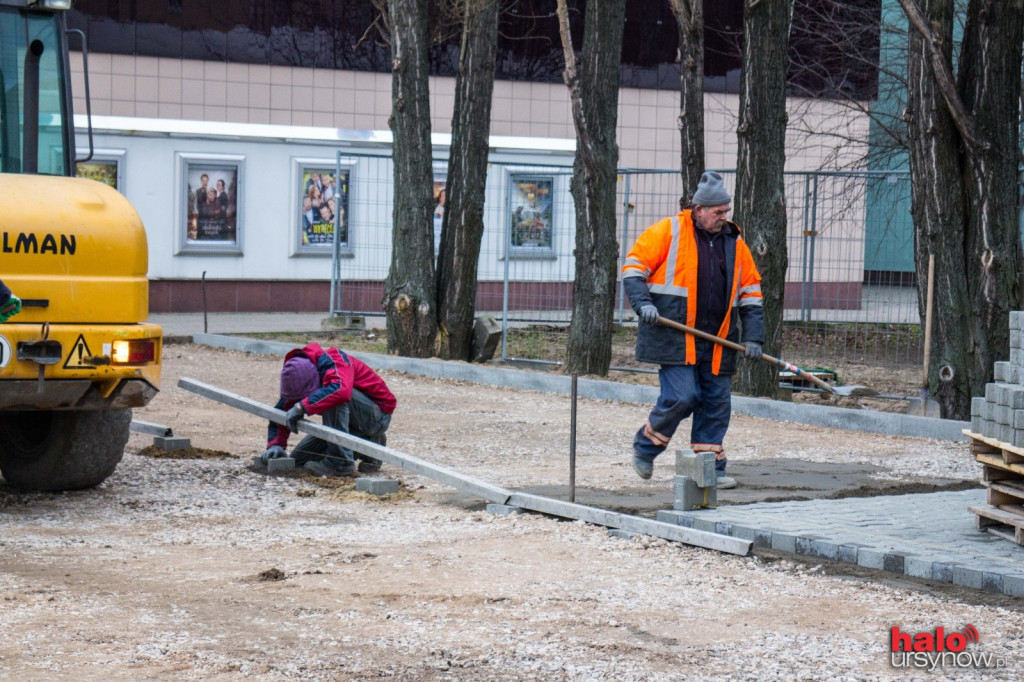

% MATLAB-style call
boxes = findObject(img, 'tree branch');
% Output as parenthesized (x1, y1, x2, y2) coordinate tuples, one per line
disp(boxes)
(667, 0, 692, 29)
(897, 0, 985, 150)
(555, 0, 597, 172)
(355, 0, 390, 48)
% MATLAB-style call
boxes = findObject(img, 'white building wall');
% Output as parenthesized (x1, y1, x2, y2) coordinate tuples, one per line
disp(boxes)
(70, 53, 868, 174)
(69, 54, 871, 306)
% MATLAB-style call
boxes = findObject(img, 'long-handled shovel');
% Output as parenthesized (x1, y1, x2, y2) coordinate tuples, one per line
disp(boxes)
(916, 254, 941, 416)
(656, 316, 875, 397)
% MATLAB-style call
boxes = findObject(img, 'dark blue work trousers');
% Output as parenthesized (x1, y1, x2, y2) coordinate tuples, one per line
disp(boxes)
(633, 361, 732, 474)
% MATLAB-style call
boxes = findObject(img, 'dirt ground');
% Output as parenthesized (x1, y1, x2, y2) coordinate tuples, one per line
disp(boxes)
(0, 343, 1021, 681)
(251, 325, 928, 408)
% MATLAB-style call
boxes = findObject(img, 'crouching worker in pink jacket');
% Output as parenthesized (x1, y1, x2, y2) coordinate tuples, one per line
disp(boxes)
(261, 343, 397, 477)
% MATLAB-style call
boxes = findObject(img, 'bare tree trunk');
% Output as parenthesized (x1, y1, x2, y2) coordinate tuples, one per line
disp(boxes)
(668, 0, 705, 202)
(383, 0, 437, 357)
(904, 0, 970, 417)
(901, 0, 1023, 419)
(733, 0, 793, 398)
(959, 0, 1024, 410)
(435, 0, 500, 361)
(556, 0, 626, 376)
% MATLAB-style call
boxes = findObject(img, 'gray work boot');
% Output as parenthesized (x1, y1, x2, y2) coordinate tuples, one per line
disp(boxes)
(304, 459, 355, 478)
(632, 455, 653, 480)
(357, 458, 382, 473)
(357, 432, 385, 472)
(716, 474, 737, 489)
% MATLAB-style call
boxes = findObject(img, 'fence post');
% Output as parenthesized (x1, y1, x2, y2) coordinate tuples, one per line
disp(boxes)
(807, 174, 819, 319)
(800, 174, 820, 323)
(330, 150, 343, 316)
(618, 172, 632, 325)
(501, 177, 512, 361)
(800, 174, 811, 322)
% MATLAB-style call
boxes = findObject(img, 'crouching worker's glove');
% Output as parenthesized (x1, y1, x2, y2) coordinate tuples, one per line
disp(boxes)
(285, 403, 305, 432)
(0, 294, 22, 323)
(638, 304, 660, 325)
(744, 341, 763, 360)
(260, 445, 286, 465)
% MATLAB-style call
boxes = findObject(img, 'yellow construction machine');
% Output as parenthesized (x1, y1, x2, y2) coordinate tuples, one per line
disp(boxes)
(0, 0, 161, 490)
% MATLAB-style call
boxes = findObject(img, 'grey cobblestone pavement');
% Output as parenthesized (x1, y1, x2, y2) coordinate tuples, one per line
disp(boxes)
(659, 490, 1024, 597)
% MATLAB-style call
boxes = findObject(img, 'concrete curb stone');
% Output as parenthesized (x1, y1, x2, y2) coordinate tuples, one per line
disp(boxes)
(193, 333, 969, 442)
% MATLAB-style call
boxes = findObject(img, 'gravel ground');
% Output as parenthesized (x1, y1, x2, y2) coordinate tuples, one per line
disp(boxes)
(0, 343, 1021, 681)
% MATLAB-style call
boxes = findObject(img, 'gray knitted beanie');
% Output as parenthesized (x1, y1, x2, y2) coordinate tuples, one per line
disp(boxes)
(691, 171, 731, 207)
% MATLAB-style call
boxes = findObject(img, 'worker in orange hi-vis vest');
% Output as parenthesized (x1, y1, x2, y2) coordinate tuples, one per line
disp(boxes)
(621, 171, 764, 489)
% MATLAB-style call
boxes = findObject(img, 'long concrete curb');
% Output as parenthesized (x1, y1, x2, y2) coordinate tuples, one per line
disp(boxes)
(179, 375, 751, 556)
(192, 333, 969, 442)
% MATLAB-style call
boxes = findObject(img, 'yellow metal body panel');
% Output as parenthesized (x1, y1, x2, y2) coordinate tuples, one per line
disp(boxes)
(0, 174, 150, 324)
(0, 323, 161, 392)
(0, 174, 162, 409)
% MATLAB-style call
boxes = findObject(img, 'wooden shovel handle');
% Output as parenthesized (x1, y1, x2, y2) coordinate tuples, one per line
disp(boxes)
(922, 253, 935, 390)
(656, 316, 837, 394)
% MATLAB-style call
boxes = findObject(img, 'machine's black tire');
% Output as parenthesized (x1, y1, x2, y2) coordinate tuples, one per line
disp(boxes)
(0, 409, 131, 492)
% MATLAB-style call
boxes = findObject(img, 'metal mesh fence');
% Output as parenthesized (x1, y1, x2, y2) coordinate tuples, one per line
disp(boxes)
(329, 150, 923, 396)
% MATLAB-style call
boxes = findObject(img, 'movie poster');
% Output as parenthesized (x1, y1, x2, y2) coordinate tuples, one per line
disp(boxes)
(433, 178, 446, 255)
(509, 176, 553, 249)
(298, 167, 350, 251)
(76, 159, 119, 190)
(184, 160, 240, 249)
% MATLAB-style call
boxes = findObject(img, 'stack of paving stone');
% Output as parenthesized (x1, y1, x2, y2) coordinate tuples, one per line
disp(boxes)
(972, 377, 1024, 448)
(966, 310, 1024, 545)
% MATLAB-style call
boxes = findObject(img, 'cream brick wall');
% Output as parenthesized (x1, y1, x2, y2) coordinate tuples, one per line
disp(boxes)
(70, 54, 868, 174)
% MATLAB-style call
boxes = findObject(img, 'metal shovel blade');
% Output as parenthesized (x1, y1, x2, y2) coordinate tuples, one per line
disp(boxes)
(830, 384, 876, 398)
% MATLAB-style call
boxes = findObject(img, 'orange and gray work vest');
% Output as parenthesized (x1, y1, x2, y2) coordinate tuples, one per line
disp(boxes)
(622, 210, 764, 375)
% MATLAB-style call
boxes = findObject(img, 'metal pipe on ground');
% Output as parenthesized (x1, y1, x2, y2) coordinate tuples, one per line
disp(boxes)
(178, 377, 510, 505)
(129, 420, 173, 437)
(177, 377, 750, 556)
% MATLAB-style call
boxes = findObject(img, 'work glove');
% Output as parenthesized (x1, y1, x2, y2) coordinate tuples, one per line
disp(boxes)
(0, 294, 22, 323)
(638, 304, 660, 325)
(285, 403, 305, 432)
(260, 445, 287, 465)
(744, 341, 763, 360)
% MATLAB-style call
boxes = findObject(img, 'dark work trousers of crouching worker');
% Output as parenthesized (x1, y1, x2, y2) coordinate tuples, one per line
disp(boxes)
(291, 388, 391, 474)
(633, 339, 732, 475)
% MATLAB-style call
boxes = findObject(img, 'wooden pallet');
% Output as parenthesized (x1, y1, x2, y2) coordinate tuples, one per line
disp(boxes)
(779, 368, 836, 393)
(964, 429, 1024, 467)
(964, 430, 1024, 545)
(987, 478, 1024, 507)
(968, 504, 1024, 545)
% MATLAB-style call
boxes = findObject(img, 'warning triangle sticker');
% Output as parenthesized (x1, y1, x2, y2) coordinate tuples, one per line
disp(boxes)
(63, 334, 93, 369)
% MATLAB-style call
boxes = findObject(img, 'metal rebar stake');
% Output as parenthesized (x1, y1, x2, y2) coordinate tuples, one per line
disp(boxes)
(569, 373, 577, 503)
